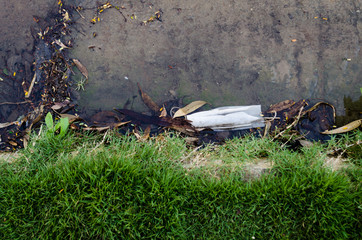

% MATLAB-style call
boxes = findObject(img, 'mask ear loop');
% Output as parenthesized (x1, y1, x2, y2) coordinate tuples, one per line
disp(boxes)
(170, 106, 180, 118)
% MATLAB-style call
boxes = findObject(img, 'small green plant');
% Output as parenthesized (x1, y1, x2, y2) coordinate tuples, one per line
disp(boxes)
(45, 112, 69, 138)
(75, 77, 86, 91)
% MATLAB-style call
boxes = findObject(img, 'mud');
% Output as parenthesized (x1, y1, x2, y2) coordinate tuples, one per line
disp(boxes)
(0, 0, 361, 121)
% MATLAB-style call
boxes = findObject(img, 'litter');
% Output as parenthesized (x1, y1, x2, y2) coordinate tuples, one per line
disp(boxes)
(186, 105, 265, 131)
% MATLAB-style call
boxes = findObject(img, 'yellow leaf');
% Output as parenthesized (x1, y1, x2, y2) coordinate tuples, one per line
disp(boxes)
(173, 101, 207, 118)
(322, 119, 362, 134)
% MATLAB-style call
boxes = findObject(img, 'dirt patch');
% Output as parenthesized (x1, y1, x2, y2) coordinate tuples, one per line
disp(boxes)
(324, 156, 349, 171)
(0, 152, 20, 163)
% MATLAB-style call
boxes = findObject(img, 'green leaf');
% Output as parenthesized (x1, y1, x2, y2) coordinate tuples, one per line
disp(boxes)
(360, 88, 362, 95)
(3, 68, 9, 76)
(45, 112, 54, 130)
(58, 117, 69, 138)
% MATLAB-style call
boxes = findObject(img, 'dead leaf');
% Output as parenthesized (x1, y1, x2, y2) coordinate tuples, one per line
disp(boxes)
(72, 59, 89, 80)
(159, 105, 167, 117)
(266, 100, 295, 113)
(173, 101, 207, 118)
(83, 126, 110, 131)
(83, 121, 130, 131)
(54, 39, 70, 51)
(322, 119, 362, 134)
(298, 140, 314, 148)
(263, 121, 271, 137)
(8, 141, 18, 146)
(184, 137, 199, 144)
(51, 100, 71, 111)
(0, 122, 16, 129)
(303, 101, 336, 119)
(62, 9, 70, 22)
(22, 134, 29, 148)
(59, 113, 82, 123)
(137, 83, 160, 113)
(136, 125, 151, 142)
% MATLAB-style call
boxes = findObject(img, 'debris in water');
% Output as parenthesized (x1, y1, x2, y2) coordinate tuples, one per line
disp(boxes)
(137, 82, 160, 114)
(72, 59, 89, 80)
(173, 100, 207, 118)
(322, 119, 362, 134)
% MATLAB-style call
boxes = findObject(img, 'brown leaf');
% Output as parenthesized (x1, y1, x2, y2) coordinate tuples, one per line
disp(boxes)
(137, 82, 160, 113)
(266, 100, 295, 113)
(137, 125, 151, 142)
(322, 119, 362, 134)
(159, 105, 167, 117)
(72, 59, 89, 80)
(83, 121, 130, 131)
(59, 113, 82, 123)
(173, 101, 207, 118)
(51, 100, 71, 111)
(8, 141, 18, 146)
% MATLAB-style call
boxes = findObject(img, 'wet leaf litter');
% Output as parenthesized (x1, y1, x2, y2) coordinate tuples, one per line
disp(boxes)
(0, 1, 360, 152)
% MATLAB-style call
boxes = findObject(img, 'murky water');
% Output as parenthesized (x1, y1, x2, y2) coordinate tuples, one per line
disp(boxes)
(0, 0, 56, 121)
(70, 0, 362, 117)
(0, 0, 361, 122)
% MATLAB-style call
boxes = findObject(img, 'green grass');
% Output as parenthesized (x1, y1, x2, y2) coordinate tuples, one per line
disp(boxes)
(0, 128, 361, 239)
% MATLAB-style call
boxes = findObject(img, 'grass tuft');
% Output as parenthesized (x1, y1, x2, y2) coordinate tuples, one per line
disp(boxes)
(0, 129, 361, 239)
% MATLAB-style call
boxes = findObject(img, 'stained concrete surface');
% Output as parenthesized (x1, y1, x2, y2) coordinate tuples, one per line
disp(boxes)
(0, 0, 361, 119)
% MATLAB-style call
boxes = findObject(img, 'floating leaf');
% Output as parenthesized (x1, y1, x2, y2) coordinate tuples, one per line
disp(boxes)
(322, 119, 362, 134)
(72, 59, 89, 80)
(173, 101, 207, 118)
(3, 68, 9, 76)
(137, 82, 160, 113)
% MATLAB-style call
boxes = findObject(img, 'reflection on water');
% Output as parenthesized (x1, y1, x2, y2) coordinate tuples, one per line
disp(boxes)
(336, 96, 362, 126)
(68, 0, 361, 117)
